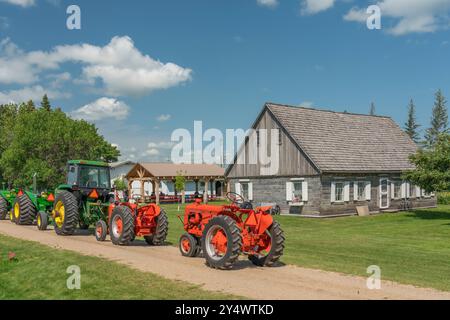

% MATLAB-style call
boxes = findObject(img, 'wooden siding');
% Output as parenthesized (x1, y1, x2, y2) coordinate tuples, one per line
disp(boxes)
(227, 109, 319, 178)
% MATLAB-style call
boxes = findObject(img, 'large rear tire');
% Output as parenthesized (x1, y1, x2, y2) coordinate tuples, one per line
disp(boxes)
(37, 211, 48, 231)
(53, 191, 78, 236)
(109, 206, 134, 246)
(14, 195, 37, 225)
(201, 215, 242, 270)
(248, 221, 285, 267)
(144, 209, 168, 246)
(0, 196, 8, 220)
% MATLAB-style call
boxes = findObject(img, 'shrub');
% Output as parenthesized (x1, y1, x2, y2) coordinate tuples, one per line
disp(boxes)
(438, 192, 450, 205)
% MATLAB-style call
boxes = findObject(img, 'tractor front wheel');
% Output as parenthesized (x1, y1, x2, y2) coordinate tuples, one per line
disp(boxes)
(248, 221, 285, 267)
(201, 216, 242, 270)
(179, 233, 200, 257)
(0, 196, 8, 220)
(144, 209, 168, 246)
(95, 220, 107, 241)
(109, 206, 134, 246)
(37, 212, 48, 231)
(53, 191, 78, 236)
(14, 195, 36, 225)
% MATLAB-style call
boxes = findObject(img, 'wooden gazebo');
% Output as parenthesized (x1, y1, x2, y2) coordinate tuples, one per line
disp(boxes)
(125, 163, 226, 204)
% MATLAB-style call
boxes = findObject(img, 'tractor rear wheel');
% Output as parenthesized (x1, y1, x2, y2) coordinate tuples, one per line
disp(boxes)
(14, 195, 37, 225)
(0, 196, 8, 220)
(53, 191, 78, 236)
(95, 220, 107, 241)
(37, 211, 48, 231)
(144, 209, 168, 246)
(109, 206, 134, 246)
(248, 221, 285, 267)
(201, 215, 242, 270)
(179, 233, 200, 257)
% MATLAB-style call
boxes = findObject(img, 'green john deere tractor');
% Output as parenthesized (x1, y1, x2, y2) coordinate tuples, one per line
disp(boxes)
(10, 173, 56, 226)
(12, 160, 115, 235)
(0, 188, 20, 221)
(42, 160, 115, 235)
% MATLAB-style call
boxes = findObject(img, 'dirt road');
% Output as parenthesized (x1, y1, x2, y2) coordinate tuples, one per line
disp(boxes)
(1, 221, 449, 300)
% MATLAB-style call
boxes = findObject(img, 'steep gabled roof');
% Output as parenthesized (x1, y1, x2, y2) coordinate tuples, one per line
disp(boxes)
(266, 103, 417, 172)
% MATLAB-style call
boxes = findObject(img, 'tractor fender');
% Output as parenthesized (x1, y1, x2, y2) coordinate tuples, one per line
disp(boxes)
(245, 210, 274, 235)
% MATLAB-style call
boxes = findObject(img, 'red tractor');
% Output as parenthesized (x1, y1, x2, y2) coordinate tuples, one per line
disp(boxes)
(178, 192, 285, 269)
(96, 201, 168, 246)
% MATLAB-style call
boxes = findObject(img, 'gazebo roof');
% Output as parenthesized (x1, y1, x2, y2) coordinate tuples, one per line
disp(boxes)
(126, 163, 225, 180)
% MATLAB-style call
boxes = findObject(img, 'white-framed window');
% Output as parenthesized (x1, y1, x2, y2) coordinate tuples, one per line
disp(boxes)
(286, 179, 308, 203)
(353, 181, 371, 201)
(331, 181, 350, 203)
(400, 181, 411, 199)
(235, 181, 253, 201)
(391, 180, 402, 199)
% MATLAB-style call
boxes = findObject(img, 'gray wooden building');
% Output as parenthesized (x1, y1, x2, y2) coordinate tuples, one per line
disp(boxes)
(225, 103, 437, 216)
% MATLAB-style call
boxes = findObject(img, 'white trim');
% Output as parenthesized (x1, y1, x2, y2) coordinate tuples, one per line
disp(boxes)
(286, 181, 293, 201)
(365, 181, 371, 201)
(302, 181, 309, 202)
(331, 182, 337, 203)
(343, 182, 350, 202)
(379, 178, 390, 209)
(238, 179, 250, 182)
(235, 183, 241, 196)
(415, 186, 421, 198)
(290, 178, 305, 181)
(248, 182, 253, 201)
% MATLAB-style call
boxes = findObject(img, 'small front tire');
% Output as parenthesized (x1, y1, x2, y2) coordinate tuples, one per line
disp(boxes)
(37, 212, 48, 231)
(179, 233, 200, 257)
(95, 220, 107, 242)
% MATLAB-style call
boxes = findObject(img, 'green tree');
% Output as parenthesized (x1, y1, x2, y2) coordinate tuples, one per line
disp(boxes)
(174, 171, 186, 193)
(404, 99, 421, 143)
(40, 94, 51, 111)
(369, 102, 376, 115)
(113, 178, 128, 191)
(403, 134, 450, 193)
(0, 108, 120, 189)
(424, 89, 448, 147)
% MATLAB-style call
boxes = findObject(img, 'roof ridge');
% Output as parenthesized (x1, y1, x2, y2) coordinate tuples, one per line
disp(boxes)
(266, 102, 392, 119)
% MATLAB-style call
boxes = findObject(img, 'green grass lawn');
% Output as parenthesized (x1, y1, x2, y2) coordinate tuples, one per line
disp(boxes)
(0, 234, 238, 300)
(161, 202, 450, 292)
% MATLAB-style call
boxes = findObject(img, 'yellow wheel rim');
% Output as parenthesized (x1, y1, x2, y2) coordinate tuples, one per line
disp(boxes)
(54, 201, 65, 228)
(14, 203, 20, 219)
(37, 214, 41, 227)
(9, 210, 13, 221)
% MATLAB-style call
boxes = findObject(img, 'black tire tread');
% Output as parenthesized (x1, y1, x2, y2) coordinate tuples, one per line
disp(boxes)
(16, 195, 37, 225)
(145, 209, 168, 246)
(53, 191, 78, 236)
(0, 196, 8, 220)
(202, 215, 242, 270)
(249, 221, 285, 267)
(110, 206, 134, 246)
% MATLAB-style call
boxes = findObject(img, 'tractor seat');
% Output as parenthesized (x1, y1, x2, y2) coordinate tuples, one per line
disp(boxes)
(240, 201, 253, 210)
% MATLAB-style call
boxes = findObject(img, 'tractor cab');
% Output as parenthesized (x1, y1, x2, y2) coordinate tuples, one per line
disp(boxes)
(64, 160, 112, 201)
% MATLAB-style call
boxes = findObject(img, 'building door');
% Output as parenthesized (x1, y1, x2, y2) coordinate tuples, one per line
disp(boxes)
(379, 178, 390, 209)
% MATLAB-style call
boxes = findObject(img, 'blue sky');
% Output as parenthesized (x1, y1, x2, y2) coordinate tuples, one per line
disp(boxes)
(0, 0, 449, 161)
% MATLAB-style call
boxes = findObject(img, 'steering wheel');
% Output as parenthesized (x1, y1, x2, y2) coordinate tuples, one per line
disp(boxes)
(226, 192, 245, 205)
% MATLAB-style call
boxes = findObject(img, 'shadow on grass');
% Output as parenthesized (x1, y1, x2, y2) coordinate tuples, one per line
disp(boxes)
(405, 210, 450, 220)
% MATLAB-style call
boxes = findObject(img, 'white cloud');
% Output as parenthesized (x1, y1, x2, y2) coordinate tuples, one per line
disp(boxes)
(257, 0, 278, 8)
(0, 85, 69, 104)
(47, 72, 71, 88)
(301, 0, 335, 15)
(143, 141, 174, 159)
(344, 0, 450, 36)
(157, 114, 171, 122)
(299, 101, 314, 108)
(71, 97, 130, 121)
(0, 36, 192, 96)
(0, 0, 35, 7)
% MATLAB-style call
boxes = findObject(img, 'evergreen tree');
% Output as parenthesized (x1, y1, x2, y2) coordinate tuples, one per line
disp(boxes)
(26, 100, 36, 112)
(369, 102, 376, 115)
(424, 89, 448, 147)
(404, 99, 421, 143)
(40, 94, 51, 111)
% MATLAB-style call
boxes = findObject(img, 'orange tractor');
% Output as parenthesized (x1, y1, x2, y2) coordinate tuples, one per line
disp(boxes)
(178, 192, 285, 269)
(103, 201, 168, 246)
